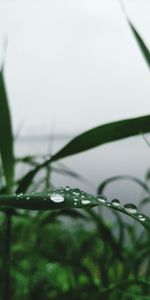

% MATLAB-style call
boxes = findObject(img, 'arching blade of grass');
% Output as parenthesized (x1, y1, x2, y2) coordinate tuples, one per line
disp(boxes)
(85, 208, 124, 260)
(139, 197, 150, 209)
(0, 68, 14, 193)
(17, 114, 150, 192)
(0, 187, 150, 230)
(50, 115, 150, 161)
(97, 175, 150, 195)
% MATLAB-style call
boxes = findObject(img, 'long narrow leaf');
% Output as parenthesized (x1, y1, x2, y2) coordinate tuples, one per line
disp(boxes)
(17, 114, 150, 192)
(0, 187, 150, 230)
(0, 68, 14, 192)
(51, 115, 150, 161)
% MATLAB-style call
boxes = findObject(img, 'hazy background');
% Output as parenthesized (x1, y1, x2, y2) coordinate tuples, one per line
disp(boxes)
(0, 0, 150, 136)
(0, 0, 150, 201)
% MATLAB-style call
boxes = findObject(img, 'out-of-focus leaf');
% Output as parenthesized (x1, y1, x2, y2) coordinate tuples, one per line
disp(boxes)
(38, 209, 88, 226)
(97, 175, 150, 195)
(0, 68, 14, 192)
(101, 279, 150, 296)
(121, 0, 150, 69)
(17, 114, 150, 192)
(128, 21, 150, 69)
(139, 197, 150, 209)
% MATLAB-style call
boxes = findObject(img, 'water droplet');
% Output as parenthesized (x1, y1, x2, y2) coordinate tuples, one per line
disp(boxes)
(138, 214, 146, 221)
(50, 193, 64, 203)
(18, 193, 23, 199)
(74, 198, 78, 202)
(65, 186, 70, 191)
(106, 203, 111, 207)
(124, 203, 137, 214)
(111, 199, 120, 207)
(97, 195, 107, 203)
(81, 199, 91, 205)
(73, 188, 80, 196)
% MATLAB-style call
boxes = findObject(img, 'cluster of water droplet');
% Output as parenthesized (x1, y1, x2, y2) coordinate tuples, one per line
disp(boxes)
(12, 186, 148, 223)
(48, 186, 95, 206)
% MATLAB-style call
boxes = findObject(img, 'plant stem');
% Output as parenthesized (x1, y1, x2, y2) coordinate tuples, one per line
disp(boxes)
(3, 212, 12, 300)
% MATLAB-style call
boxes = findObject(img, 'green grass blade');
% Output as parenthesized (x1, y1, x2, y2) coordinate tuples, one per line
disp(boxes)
(0, 68, 14, 192)
(0, 187, 150, 230)
(16, 114, 150, 192)
(51, 115, 150, 161)
(120, 0, 150, 69)
(97, 175, 150, 195)
(128, 21, 150, 68)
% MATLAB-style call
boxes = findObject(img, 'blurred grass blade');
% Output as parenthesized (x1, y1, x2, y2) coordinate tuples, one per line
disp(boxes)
(97, 175, 150, 195)
(17, 114, 150, 192)
(101, 279, 150, 295)
(128, 21, 150, 68)
(139, 197, 150, 209)
(120, 1, 150, 69)
(0, 67, 14, 192)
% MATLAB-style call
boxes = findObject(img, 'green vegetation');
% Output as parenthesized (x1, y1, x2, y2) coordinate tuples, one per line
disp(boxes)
(0, 10, 150, 300)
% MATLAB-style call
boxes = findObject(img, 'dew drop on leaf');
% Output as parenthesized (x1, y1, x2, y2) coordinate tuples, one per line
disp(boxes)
(74, 198, 78, 202)
(138, 214, 146, 221)
(124, 203, 137, 214)
(96, 195, 107, 203)
(81, 199, 91, 205)
(50, 193, 64, 203)
(111, 199, 120, 207)
(73, 188, 80, 196)
(65, 186, 70, 191)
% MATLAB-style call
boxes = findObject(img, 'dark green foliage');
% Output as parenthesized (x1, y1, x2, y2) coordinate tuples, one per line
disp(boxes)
(0, 208, 150, 300)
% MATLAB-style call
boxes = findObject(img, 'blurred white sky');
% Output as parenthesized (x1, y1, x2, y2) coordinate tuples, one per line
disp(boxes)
(0, 0, 150, 137)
